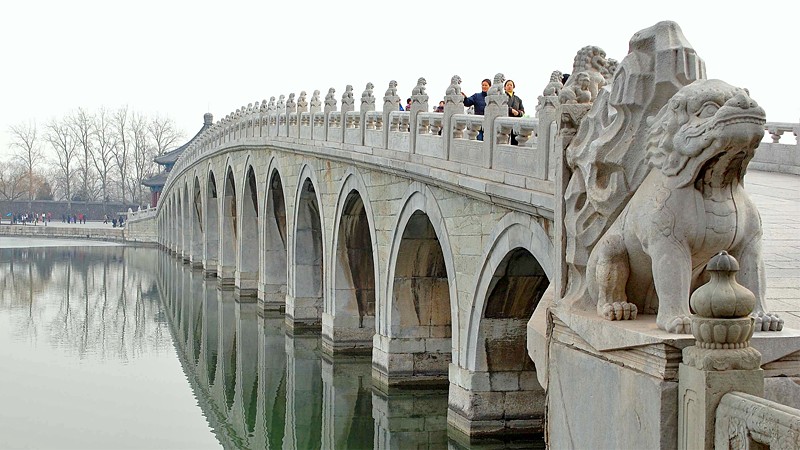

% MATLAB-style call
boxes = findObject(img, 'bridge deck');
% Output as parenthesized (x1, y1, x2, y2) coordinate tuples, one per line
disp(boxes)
(746, 170, 800, 329)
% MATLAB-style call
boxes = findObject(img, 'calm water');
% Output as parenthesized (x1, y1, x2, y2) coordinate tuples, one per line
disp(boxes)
(0, 237, 543, 449)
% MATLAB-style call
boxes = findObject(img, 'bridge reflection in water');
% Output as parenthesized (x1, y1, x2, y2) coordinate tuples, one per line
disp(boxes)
(157, 250, 545, 449)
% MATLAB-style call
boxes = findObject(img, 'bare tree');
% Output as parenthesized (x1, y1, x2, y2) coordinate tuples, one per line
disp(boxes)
(69, 108, 98, 202)
(130, 112, 155, 206)
(112, 106, 131, 204)
(148, 114, 184, 156)
(45, 116, 78, 206)
(8, 120, 44, 209)
(0, 160, 29, 201)
(92, 107, 117, 210)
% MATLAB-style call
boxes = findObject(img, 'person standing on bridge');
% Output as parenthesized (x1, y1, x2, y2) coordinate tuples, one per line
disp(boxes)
(462, 78, 491, 140)
(505, 79, 525, 145)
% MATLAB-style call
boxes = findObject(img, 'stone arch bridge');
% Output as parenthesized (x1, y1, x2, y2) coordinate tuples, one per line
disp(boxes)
(153, 79, 559, 436)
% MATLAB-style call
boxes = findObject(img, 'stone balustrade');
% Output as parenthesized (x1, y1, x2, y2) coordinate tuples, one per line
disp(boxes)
(161, 77, 549, 200)
(753, 121, 800, 174)
(715, 392, 800, 448)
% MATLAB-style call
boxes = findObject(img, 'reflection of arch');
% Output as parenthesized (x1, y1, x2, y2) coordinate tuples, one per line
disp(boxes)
(204, 168, 220, 276)
(325, 169, 379, 353)
(287, 163, 325, 329)
(191, 175, 204, 268)
(464, 214, 554, 369)
(219, 163, 238, 286)
(181, 182, 191, 261)
(202, 277, 220, 387)
(236, 160, 260, 298)
(259, 157, 288, 310)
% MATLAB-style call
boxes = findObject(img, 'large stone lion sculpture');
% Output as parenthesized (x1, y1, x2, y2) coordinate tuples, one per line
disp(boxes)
(586, 79, 782, 333)
(560, 20, 783, 335)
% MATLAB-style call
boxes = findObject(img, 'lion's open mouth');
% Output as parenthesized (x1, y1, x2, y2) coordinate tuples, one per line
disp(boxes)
(711, 113, 766, 130)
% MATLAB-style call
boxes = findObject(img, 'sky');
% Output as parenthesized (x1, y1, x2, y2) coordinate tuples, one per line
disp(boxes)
(1, 0, 798, 157)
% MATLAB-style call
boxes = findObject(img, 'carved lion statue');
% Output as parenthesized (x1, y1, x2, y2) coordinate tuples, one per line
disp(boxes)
(446, 75, 462, 96)
(586, 79, 783, 333)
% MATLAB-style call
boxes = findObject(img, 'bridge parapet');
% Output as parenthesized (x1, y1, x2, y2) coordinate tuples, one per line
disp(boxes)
(161, 75, 553, 209)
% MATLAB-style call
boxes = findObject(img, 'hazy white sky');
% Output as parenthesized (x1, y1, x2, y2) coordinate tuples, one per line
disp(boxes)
(1, 0, 798, 155)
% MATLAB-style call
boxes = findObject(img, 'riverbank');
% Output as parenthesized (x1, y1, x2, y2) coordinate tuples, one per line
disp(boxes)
(0, 221, 132, 244)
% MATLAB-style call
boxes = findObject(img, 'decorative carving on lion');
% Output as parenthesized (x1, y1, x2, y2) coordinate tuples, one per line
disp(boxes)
(560, 20, 783, 334)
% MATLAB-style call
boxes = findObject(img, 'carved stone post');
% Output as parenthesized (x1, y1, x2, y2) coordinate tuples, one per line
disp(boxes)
(338, 85, 355, 144)
(382, 81, 401, 150)
(359, 82, 375, 147)
(323, 88, 337, 142)
(285, 93, 296, 137)
(483, 73, 508, 168)
(297, 91, 308, 137)
(678, 251, 764, 450)
(409, 77, 428, 154)
(443, 75, 464, 160)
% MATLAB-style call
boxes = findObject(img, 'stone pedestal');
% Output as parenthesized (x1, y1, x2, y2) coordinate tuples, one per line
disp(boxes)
(233, 269, 258, 300)
(447, 364, 544, 437)
(538, 308, 800, 450)
(371, 332, 450, 388)
(546, 314, 684, 450)
(257, 281, 285, 312)
(284, 293, 322, 334)
(216, 264, 235, 288)
(321, 312, 374, 355)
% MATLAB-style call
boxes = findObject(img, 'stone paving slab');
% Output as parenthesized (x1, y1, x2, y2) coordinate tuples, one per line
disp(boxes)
(746, 170, 800, 329)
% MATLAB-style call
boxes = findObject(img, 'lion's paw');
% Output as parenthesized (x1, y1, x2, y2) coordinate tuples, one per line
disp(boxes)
(754, 311, 784, 332)
(599, 302, 638, 321)
(660, 315, 692, 334)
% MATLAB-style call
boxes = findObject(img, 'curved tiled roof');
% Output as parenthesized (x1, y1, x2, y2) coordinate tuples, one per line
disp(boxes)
(144, 113, 214, 189)
(154, 113, 214, 165)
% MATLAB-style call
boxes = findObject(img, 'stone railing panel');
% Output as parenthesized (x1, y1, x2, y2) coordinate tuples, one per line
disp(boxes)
(344, 111, 362, 145)
(715, 391, 800, 449)
(415, 112, 445, 159)
(312, 112, 326, 141)
(299, 112, 312, 139)
(288, 112, 299, 138)
(363, 111, 383, 148)
(387, 111, 410, 152)
(328, 111, 343, 143)
(450, 114, 489, 168)
(493, 117, 546, 179)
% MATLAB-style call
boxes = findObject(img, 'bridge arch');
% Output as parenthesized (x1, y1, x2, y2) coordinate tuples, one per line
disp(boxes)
(463, 212, 554, 370)
(190, 174, 204, 268)
(446, 213, 554, 436)
(180, 183, 190, 260)
(218, 161, 238, 286)
(258, 155, 288, 310)
(204, 166, 220, 276)
(323, 168, 380, 354)
(375, 185, 458, 385)
(286, 162, 326, 331)
(235, 156, 260, 298)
